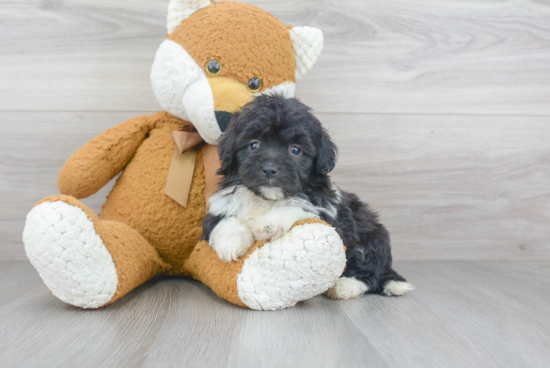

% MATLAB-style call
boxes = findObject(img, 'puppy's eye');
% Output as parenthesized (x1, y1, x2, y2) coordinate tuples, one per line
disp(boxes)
(249, 141, 259, 151)
(289, 146, 301, 155)
(206, 59, 222, 75)
(248, 77, 262, 92)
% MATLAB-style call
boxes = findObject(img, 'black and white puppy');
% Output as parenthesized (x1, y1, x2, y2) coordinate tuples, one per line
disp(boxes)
(202, 95, 413, 299)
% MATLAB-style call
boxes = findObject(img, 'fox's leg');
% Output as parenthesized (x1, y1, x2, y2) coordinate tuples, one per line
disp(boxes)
(23, 195, 168, 308)
(185, 219, 346, 310)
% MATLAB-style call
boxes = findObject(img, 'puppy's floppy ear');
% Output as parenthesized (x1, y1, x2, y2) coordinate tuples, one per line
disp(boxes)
(217, 115, 240, 174)
(316, 128, 338, 175)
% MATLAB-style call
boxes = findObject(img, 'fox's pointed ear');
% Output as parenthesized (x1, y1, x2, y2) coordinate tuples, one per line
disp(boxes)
(289, 26, 324, 80)
(167, 0, 213, 34)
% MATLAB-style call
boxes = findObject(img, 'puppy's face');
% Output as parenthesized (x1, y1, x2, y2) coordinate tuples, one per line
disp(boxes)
(218, 95, 337, 200)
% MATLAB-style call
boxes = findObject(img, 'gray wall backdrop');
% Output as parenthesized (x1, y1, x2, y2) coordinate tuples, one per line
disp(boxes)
(1, 0, 550, 261)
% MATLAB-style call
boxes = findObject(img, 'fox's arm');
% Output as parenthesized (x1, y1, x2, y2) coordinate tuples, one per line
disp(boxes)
(58, 115, 152, 199)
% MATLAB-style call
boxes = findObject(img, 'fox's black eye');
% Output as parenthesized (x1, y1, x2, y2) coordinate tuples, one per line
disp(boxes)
(290, 146, 301, 155)
(248, 77, 262, 92)
(250, 141, 259, 151)
(206, 60, 222, 75)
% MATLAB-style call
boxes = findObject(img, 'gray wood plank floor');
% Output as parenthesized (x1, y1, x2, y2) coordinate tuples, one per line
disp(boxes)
(1, 261, 549, 368)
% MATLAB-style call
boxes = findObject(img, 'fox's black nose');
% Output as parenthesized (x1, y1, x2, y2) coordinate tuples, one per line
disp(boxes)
(214, 111, 232, 132)
(262, 165, 279, 178)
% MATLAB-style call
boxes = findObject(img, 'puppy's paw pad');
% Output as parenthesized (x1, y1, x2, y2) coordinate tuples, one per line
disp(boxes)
(326, 277, 368, 300)
(383, 281, 414, 296)
(212, 232, 254, 263)
(252, 217, 285, 241)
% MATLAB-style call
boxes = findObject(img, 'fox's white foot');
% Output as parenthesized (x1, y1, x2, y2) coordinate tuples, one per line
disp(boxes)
(237, 222, 346, 310)
(210, 217, 255, 262)
(23, 201, 118, 308)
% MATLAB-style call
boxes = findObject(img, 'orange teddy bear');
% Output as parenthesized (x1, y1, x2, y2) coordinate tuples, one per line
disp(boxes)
(23, 0, 346, 311)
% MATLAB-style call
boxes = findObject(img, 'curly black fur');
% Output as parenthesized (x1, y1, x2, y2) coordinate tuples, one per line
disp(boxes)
(203, 94, 408, 295)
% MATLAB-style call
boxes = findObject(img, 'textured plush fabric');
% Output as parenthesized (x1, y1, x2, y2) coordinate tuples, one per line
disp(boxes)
(237, 221, 346, 310)
(58, 111, 206, 275)
(185, 219, 330, 308)
(24, 200, 119, 308)
(168, 1, 296, 91)
(35, 195, 169, 306)
(208, 76, 256, 113)
(58, 116, 151, 199)
(289, 26, 324, 80)
(167, 0, 214, 34)
(23, 0, 342, 310)
(53, 111, 343, 308)
(90, 112, 208, 275)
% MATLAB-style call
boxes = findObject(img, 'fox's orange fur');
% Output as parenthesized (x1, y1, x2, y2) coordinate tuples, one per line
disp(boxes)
(169, 1, 296, 89)
(23, 0, 337, 310)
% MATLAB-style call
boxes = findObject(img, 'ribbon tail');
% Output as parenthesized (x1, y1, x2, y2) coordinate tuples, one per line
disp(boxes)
(165, 148, 198, 208)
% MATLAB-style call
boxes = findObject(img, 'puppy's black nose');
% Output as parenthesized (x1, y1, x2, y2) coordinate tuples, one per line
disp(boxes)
(262, 165, 279, 178)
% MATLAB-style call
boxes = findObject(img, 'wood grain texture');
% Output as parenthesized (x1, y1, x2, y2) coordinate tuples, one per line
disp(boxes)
(0, 261, 548, 368)
(2, 0, 550, 260)
(2, 1, 549, 365)
(2, 112, 550, 260)
(324, 113, 550, 261)
(0, 111, 132, 260)
(0, 0, 549, 114)
(339, 261, 550, 368)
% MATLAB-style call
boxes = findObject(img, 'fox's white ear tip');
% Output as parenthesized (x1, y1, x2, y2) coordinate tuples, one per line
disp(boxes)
(167, 0, 212, 34)
(289, 26, 324, 79)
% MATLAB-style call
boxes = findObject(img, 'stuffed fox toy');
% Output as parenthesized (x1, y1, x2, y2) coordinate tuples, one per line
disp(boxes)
(22, 0, 346, 311)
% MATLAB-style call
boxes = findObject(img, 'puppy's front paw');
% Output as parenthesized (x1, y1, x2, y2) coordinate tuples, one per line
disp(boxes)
(210, 219, 254, 263)
(326, 277, 368, 300)
(252, 216, 285, 241)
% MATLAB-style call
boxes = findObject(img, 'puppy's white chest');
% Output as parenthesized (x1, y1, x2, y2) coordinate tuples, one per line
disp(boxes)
(209, 186, 277, 222)
(209, 185, 320, 246)
(233, 193, 277, 225)
(241, 203, 273, 223)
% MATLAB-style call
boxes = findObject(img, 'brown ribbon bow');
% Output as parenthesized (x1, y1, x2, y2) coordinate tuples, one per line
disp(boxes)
(164, 130, 222, 208)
